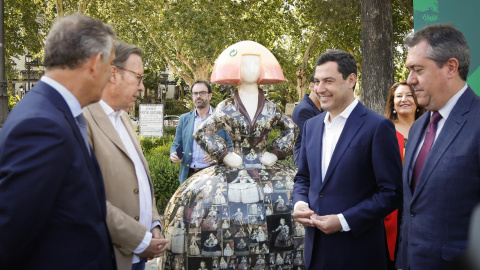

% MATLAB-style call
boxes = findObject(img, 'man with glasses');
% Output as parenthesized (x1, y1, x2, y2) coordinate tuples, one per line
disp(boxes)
(170, 81, 232, 184)
(83, 40, 168, 270)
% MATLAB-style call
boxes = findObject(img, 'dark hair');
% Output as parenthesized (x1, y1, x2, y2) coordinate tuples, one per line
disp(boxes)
(191, 80, 212, 93)
(44, 14, 116, 70)
(405, 24, 470, 81)
(385, 80, 426, 121)
(112, 40, 143, 68)
(315, 49, 357, 90)
(309, 72, 315, 84)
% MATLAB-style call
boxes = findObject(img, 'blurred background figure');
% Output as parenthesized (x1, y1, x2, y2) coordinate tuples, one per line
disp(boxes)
(383, 80, 425, 270)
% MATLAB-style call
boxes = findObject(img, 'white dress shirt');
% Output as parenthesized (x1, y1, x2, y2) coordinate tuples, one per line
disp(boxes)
(99, 100, 157, 263)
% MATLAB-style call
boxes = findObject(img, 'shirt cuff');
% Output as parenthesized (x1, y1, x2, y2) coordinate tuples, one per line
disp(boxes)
(337, 213, 351, 232)
(294, 201, 309, 211)
(134, 231, 152, 254)
(151, 221, 162, 231)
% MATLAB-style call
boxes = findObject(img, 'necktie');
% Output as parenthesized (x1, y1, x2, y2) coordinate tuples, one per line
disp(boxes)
(411, 111, 442, 192)
(76, 113, 91, 155)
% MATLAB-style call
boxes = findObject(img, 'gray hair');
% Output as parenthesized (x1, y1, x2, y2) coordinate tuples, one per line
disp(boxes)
(44, 14, 116, 70)
(405, 24, 470, 81)
(111, 40, 143, 68)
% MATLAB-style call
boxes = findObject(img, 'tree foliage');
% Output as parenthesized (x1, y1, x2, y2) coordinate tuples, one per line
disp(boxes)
(4, 0, 413, 107)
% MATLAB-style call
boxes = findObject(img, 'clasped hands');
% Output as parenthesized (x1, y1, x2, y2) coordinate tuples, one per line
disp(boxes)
(223, 151, 278, 168)
(138, 226, 169, 261)
(292, 204, 342, 235)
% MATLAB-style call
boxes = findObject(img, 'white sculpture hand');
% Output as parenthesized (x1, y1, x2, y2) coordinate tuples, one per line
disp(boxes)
(260, 152, 278, 166)
(223, 152, 243, 168)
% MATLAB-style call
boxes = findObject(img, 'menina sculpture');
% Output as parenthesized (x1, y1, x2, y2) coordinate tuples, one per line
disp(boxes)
(163, 41, 304, 270)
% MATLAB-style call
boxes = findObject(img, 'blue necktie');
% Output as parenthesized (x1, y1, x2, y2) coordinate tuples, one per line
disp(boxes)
(76, 113, 91, 156)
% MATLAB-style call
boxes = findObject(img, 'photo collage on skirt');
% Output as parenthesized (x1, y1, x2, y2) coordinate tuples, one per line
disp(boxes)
(163, 164, 305, 270)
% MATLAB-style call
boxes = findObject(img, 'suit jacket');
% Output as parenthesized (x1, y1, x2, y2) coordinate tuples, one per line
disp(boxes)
(84, 102, 161, 270)
(291, 94, 322, 165)
(170, 107, 232, 184)
(396, 87, 480, 270)
(0, 82, 115, 269)
(293, 101, 402, 270)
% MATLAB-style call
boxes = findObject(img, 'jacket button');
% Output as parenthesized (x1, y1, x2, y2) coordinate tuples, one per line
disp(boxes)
(319, 192, 324, 198)
(189, 153, 192, 156)
(187, 164, 190, 167)
(410, 211, 416, 217)
(134, 216, 139, 221)
(133, 188, 139, 194)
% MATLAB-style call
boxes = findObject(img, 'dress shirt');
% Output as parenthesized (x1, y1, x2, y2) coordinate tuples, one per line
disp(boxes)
(190, 107, 213, 169)
(40, 76, 82, 122)
(99, 100, 158, 263)
(294, 99, 359, 232)
(412, 84, 468, 162)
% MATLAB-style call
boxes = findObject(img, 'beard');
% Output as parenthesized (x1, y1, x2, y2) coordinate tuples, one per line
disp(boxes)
(195, 98, 209, 109)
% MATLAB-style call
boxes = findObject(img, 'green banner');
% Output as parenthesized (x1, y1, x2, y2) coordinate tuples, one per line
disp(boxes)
(414, 0, 480, 94)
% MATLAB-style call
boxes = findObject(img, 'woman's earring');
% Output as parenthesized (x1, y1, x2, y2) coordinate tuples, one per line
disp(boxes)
(416, 108, 420, 112)
(393, 110, 396, 114)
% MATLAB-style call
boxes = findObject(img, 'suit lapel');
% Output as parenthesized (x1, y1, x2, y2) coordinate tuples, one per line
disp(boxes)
(87, 103, 130, 158)
(322, 102, 365, 189)
(412, 88, 473, 200)
(36, 83, 98, 175)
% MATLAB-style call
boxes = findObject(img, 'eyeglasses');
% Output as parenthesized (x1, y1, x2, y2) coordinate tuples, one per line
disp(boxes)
(115, 66, 144, 85)
(192, 91, 209, 97)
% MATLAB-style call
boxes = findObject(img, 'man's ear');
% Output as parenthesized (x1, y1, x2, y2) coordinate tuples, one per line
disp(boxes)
(110, 65, 118, 83)
(88, 52, 103, 76)
(348, 73, 357, 89)
(445, 58, 459, 79)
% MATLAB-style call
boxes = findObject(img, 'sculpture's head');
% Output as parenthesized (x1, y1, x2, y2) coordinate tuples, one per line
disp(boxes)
(211, 40, 284, 86)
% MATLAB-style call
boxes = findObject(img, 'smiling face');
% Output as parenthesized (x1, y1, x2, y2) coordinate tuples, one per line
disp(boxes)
(314, 61, 356, 120)
(406, 40, 450, 111)
(393, 85, 417, 117)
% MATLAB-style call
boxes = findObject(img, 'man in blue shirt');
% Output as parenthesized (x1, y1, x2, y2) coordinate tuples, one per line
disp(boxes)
(291, 73, 322, 165)
(170, 81, 232, 184)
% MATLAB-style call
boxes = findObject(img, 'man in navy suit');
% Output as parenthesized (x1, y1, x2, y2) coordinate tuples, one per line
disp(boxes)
(396, 24, 480, 270)
(170, 81, 232, 184)
(292, 50, 402, 270)
(291, 73, 322, 165)
(0, 14, 117, 269)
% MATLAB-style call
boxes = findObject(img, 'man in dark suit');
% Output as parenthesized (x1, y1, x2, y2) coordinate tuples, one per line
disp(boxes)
(169, 81, 232, 184)
(396, 24, 480, 270)
(291, 73, 322, 165)
(0, 14, 117, 269)
(292, 50, 402, 270)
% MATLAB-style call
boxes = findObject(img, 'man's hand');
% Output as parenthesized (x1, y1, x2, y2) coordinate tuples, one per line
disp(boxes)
(203, 154, 215, 165)
(138, 238, 169, 259)
(170, 152, 182, 163)
(311, 214, 342, 234)
(142, 227, 169, 260)
(292, 204, 315, 227)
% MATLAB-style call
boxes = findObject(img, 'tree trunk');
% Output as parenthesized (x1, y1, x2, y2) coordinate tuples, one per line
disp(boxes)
(78, 0, 88, 14)
(56, 0, 64, 18)
(360, 0, 394, 114)
(296, 29, 318, 102)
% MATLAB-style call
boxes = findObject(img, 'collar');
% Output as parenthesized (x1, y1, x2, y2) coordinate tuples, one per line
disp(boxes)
(41, 76, 82, 118)
(99, 99, 123, 120)
(324, 98, 358, 124)
(437, 83, 468, 119)
(194, 106, 213, 118)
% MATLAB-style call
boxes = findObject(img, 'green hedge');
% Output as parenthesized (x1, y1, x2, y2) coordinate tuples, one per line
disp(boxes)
(141, 136, 180, 214)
